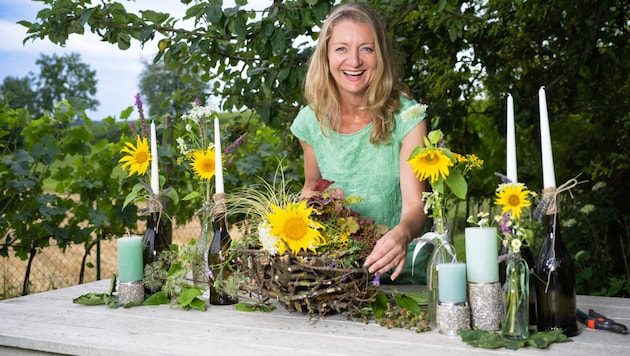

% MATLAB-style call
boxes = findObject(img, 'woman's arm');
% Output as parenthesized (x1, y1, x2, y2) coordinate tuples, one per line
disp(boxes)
(364, 119, 428, 280)
(298, 140, 322, 199)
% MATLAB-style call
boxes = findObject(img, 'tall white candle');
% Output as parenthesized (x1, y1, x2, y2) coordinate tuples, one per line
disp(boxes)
(214, 117, 224, 194)
(539, 86, 556, 189)
(506, 93, 517, 183)
(150, 121, 159, 195)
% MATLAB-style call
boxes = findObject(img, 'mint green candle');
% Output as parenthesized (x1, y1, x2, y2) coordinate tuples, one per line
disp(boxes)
(117, 236, 144, 282)
(438, 262, 467, 303)
(465, 227, 499, 283)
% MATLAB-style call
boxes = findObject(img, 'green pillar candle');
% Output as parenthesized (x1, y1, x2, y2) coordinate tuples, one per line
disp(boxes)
(465, 227, 499, 283)
(117, 236, 144, 283)
(438, 262, 467, 303)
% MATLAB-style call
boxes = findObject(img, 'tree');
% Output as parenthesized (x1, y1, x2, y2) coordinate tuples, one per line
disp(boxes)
(17, 0, 630, 296)
(34, 52, 99, 115)
(0, 52, 99, 118)
(138, 61, 208, 118)
(0, 76, 37, 113)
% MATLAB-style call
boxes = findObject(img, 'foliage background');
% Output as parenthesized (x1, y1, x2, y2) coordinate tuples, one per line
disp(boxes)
(1, 0, 628, 298)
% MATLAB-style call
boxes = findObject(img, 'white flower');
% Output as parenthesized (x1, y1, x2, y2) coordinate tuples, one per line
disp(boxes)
(258, 222, 279, 255)
(580, 204, 595, 214)
(176, 137, 188, 155)
(511, 238, 522, 253)
(401, 103, 428, 122)
(592, 181, 606, 191)
(562, 218, 577, 228)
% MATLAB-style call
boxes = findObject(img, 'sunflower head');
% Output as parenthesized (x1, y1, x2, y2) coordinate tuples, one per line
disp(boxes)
(119, 135, 151, 176)
(190, 148, 216, 180)
(266, 200, 325, 256)
(494, 183, 532, 220)
(407, 147, 454, 183)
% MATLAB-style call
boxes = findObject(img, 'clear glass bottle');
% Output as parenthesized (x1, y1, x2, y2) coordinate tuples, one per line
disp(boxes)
(426, 221, 457, 327)
(502, 254, 530, 340)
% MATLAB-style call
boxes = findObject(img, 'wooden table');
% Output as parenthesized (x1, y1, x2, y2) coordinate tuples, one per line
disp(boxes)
(0, 279, 628, 355)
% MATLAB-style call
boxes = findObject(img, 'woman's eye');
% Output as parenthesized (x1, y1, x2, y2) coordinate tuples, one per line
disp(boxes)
(335, 47, 346, 53)
(361, 47, 374, 53)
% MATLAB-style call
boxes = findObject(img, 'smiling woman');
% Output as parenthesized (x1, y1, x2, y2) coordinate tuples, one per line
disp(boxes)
(291, 2, 431, 285)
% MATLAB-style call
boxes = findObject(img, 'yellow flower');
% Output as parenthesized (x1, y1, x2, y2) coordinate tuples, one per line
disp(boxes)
(494, 183, 532, 220)
(267, 200, 325, 255)
(408, 147, 454, 183)
(119, 136, 151, 176)
(190, 148, 216, 180)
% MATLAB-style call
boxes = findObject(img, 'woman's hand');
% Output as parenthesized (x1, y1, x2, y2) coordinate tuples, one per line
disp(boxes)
(364, 226, 410, 280)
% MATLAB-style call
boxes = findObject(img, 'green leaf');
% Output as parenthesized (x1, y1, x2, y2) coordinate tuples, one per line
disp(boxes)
(143, 290, 170, 305)
(182, 191, 202, 201)
(177, 286, 203, 309)
(392, 293, 422, 315)
(370, 292, 389, 319)
(188, 298, 207, 311)
(238, 303, 276, 312)
(72, 292, 107, 305)
(445, 169, 467, 199)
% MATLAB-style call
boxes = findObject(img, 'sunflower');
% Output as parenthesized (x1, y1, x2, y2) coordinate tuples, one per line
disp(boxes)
(119, 135, 151, 176)
(494, 183, 532, 220)
(267, 200, 325, 256)
(190, 148, 216, 180)
(407, 147, 454, 183)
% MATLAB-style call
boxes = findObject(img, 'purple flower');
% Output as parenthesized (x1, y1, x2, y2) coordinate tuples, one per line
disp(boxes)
(371, 274, 381, 287)
(134, 93, 148, 138)
(224, 132, 247, 156)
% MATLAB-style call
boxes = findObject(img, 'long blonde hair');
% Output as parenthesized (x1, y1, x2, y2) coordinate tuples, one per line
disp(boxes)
(303, 2, 410, 144)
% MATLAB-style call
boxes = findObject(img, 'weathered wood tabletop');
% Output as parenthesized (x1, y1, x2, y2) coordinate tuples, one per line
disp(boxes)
(0, 279, 628, 355)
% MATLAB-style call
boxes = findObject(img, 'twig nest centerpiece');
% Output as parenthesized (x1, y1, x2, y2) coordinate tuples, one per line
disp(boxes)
(228, 178, 385, 319)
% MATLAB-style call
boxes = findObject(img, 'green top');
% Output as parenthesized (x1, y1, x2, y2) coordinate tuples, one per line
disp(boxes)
(290, 96, 426, 229)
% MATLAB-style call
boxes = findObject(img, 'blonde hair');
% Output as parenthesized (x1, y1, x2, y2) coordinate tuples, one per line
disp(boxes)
(303, 2, 410, 144)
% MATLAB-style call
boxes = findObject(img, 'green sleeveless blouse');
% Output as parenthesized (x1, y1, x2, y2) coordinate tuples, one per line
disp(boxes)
(290, 96, 425, 229)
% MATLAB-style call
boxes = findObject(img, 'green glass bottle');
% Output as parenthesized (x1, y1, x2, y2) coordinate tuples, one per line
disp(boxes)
(533, 207, 578, 336)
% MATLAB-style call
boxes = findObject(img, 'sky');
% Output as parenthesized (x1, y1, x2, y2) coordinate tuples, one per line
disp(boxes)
(0, 0, 234, 121)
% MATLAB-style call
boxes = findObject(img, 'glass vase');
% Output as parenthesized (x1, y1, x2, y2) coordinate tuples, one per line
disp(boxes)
(502, 254, 530, 340)
(427, 221, 457, 327)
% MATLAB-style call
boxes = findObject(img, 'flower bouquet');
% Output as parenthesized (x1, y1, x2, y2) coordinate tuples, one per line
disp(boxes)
(227, 177, 386, 318)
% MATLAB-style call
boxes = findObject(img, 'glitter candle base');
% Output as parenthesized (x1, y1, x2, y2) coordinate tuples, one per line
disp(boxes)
(468, 282, 502, 331)
(119, 281, 145, 305)
(437, 302, 471, 335)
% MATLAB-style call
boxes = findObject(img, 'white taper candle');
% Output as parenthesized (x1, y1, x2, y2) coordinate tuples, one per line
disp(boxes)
(150, 121, 159, 195)
(506, 93, 517, 183)
(214, 117, 224, 194)
(539, 86, 556, 189)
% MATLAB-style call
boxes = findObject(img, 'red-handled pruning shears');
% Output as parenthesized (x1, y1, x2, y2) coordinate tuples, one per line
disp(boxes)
(577, 309, 628, 334)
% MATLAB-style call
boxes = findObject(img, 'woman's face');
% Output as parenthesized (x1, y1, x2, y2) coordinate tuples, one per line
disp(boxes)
(327, 19, 377, 100)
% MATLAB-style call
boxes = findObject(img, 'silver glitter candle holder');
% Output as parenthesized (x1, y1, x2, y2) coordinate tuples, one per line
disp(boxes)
(468, 281, 502, 330)
(436, 302, 471, 335)
(119, 281, 145, 306)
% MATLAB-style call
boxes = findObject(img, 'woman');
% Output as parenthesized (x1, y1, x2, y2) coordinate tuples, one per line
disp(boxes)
(290, 3, 430, 283)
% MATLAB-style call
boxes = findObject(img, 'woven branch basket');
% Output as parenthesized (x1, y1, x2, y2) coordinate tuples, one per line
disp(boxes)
(234, 248, 377, 319)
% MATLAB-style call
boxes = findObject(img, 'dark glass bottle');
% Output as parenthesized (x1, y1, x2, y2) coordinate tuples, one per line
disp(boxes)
(142, 212, 171, 294)
(533, 207, 578, 336)
(208, 206, 238, 305)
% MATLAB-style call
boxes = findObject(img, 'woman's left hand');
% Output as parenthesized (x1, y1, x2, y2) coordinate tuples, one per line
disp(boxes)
(364, 227, 409, 280)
